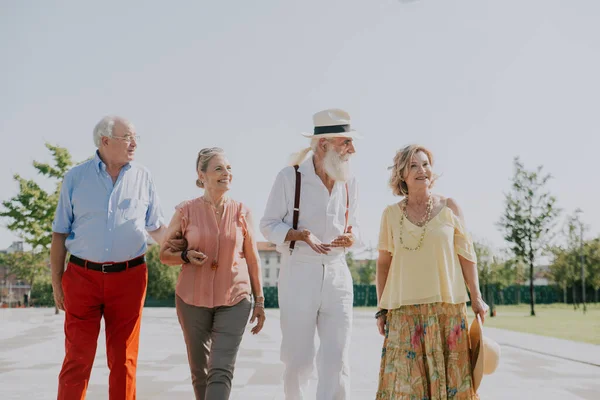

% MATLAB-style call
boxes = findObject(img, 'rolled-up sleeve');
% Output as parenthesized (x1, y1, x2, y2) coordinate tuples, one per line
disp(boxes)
(52, 172, 74, 234)
(260, 169, 292, 245)
(348, 178, 364, 249)
(145, 175, 164, 231)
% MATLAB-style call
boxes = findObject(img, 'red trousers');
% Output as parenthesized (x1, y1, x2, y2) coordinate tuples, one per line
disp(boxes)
(57, 262, 147, 400)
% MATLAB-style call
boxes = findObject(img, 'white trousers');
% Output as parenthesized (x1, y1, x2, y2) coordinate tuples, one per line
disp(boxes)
(278, 253, 354, 400)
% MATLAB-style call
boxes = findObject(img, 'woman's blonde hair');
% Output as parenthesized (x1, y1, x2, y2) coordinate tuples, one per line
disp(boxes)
(389, 144, 437, 196)
(195, 147, 225, 188)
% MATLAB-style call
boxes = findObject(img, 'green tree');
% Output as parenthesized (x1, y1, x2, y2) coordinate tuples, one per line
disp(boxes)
(145, 245, 179, 300)
(0, 144, 73, 310)
(564, 211, 589, 310)
(346, 251, 359, 282)
(585, 238, 600, 303)
(494, 256, 518, 304)
(547, 246, 576, 304)
(0, 250, 50, 301)
(498, 157, 560, 316)
(474, 241, 493, 304)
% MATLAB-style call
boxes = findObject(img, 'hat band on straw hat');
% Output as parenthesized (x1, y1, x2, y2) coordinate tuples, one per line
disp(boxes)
(314, 124, 351, 135)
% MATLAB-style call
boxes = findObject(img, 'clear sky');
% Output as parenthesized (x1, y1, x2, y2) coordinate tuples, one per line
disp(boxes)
(1, 0, 599, 258)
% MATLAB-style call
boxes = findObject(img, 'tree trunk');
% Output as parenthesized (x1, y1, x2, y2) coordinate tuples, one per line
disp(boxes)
(529, 260, 535, 316)
(516, 285, 521, 305)
(572, 284, 577, 310)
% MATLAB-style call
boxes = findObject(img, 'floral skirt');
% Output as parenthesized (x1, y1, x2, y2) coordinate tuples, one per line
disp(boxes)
(376, 302, 479, 400)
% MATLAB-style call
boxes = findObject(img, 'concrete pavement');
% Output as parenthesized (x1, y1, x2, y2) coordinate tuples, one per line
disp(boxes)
(1, 308, 598, 399)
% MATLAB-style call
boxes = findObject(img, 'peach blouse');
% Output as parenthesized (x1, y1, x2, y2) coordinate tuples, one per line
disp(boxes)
(175, 197, 258, 308)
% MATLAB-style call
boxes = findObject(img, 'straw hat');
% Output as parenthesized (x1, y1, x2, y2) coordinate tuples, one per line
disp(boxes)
(469, 314, 501, 392)
(301, 108, 362, 139)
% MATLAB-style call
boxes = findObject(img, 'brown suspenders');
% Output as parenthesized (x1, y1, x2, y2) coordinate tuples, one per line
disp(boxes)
(289, 165, 302, 253)
(288, 165, 350, 254)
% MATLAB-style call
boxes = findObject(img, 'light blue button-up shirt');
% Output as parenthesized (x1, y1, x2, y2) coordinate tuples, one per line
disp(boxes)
(52, 152, 164, 263)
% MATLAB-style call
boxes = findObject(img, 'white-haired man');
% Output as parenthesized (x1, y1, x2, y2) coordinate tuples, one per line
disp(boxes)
(260, 109, 364, 399)
(50, 116, 181, 399)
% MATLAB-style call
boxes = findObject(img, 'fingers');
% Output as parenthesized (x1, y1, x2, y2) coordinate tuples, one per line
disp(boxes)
(377, 320, 385, 336)
(190, 257, 207, 266)
(188, 250, 207, 260)
(251, 313, 266, 334)
(330, 238, 349, 248)
(167, 238, 188, 251)
(54, 295, 65, 311)
(315, 244, 331, 254)
(346, 226, 353, 234)
(309, 242, 330, 254)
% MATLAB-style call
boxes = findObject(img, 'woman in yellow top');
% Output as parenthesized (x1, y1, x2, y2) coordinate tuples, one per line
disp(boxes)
(375, 144, 488, 400)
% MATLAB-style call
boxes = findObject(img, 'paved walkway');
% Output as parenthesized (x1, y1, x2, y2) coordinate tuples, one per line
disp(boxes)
(1, 308, 599, 399)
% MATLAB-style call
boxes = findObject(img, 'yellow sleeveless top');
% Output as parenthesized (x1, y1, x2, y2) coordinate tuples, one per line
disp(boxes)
(378, 203, 476, 309)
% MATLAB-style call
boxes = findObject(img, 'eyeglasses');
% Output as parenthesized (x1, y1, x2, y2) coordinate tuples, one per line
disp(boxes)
(112, 135, 140, 143)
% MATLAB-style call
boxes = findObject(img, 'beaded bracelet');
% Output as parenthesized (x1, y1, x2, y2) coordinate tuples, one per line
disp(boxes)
(374, 309, 388, 319)
(254, 295, 265, 309)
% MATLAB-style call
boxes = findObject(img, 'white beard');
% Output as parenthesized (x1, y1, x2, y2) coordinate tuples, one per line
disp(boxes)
(323, 148, 352, 182)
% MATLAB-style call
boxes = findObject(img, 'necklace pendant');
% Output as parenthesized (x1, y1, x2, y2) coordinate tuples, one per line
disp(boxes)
(211, 260, 218, 270)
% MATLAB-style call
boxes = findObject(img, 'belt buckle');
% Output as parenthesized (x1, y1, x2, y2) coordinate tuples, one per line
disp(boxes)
(101, 264, 112, 273)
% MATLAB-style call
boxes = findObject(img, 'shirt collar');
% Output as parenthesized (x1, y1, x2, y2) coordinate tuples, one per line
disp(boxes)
(94, 151, 132, 173)
(298, 156, 317, 178)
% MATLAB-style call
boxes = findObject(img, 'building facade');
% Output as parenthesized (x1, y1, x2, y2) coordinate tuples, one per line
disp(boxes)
(0, 241, 31, 307)
(257, 242, 282, 287)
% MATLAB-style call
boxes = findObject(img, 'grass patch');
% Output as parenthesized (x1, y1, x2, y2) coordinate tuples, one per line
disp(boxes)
(356, 303, 600, 345)
(470, 303, 600, 345)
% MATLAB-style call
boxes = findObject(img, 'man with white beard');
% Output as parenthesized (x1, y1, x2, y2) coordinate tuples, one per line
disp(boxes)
(260, 109, 364, 399)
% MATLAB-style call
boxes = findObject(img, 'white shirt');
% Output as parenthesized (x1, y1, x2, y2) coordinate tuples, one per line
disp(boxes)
(260, 157, 364, 258)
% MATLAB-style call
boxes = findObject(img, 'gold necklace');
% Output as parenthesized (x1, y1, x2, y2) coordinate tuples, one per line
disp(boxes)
(202, 196, 226, 270)
(398, 196, 433, 251)
(202, 196, 226, 214)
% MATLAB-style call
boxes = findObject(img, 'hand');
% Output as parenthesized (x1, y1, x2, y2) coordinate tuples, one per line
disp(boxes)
(330, 226, 355, 248)
(187, 250, 208, 266)
(167, 231, 188, 252)
(471, 295, 489, 323)
(52, 281, 65, 311)
(376, 314, 387, 336)
(250, 306, 266, 334)
(300, 229, 330, 254)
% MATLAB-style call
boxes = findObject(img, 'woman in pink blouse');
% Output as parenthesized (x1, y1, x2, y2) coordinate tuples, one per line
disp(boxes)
(160, 147, 266, 400)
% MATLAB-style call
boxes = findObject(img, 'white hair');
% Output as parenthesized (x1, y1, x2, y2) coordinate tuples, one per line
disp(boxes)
(323, 146, 351, 182)
(288, 138, 323, 166)
(93, 116, 116, 148)
(93, 116, 134, 148)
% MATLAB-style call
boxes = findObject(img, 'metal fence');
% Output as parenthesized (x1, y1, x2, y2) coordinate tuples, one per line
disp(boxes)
(143, 284, 597, 308)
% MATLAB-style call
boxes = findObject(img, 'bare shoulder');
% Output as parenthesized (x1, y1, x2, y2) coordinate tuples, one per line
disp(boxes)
(444, 197, 465, 219)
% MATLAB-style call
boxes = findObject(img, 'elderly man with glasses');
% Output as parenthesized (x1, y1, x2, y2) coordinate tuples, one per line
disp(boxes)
(50, 116, 182, 400)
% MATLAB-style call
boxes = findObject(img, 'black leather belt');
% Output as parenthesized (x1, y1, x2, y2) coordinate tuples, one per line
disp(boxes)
(69, 255, 145, 273)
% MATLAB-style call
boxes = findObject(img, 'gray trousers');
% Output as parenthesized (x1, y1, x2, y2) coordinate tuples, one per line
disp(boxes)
(176, 295, 252, 400)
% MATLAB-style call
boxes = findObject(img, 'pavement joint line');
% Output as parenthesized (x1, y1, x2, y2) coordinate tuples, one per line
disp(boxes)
(500, 343, 600, 368)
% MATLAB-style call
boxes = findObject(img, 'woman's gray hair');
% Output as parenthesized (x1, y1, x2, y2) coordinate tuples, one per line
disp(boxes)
(196, 147, 225, 188)
(93, 116, 133, 148)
